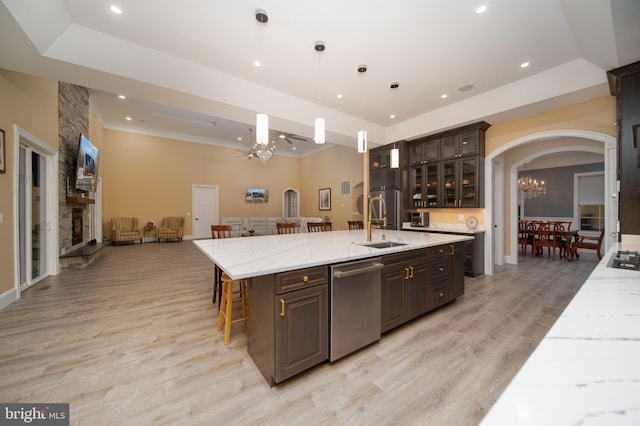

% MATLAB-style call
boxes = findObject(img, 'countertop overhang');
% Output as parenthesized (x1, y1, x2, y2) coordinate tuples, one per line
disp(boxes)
(194, 229, 472, 280)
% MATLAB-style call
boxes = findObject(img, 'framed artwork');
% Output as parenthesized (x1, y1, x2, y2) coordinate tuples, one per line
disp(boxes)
(246, 187, 268, 203)
(319, 188, 331, 211)
(0, 128, 5, 173)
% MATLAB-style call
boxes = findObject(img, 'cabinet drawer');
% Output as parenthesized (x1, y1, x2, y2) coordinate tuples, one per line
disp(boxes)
(430, 281, 448, 309)
(276, 266, 328, 294)
(430, 258, 449, 281)
(427, 245, 450, 257)
(383, 248, 428, 266)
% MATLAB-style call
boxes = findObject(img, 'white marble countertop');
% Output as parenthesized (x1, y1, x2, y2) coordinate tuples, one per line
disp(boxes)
(402, 222, 486, 235)
(480, 241, 640, 425)
(193, 229, 472, 279)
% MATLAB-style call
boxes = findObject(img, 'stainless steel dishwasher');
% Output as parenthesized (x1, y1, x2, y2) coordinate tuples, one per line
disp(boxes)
(330, 257, 384, 361)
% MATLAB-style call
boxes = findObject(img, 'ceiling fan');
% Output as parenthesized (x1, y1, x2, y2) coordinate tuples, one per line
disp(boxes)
(271, 130, 308, 145)
(235, 128, 259, 160)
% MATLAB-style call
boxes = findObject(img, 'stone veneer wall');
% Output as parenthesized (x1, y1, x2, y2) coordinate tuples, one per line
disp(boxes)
(58, 82, 90, 255)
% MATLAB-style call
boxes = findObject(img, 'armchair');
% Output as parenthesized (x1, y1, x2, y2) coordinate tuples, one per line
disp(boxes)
(157, 216, 185, 242)
(572, 229, 605, 260)
(111, 217, 142, 245)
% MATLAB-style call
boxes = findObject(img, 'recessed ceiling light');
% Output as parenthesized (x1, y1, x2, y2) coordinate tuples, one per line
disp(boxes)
(254, 60, 262, 68)
(459, 84, 474, 92)
(441, 94, 448, 99)
(125, 116, 132, 121)
(110, 5, 122, 15)
(118, 94, 126, 100)
(292, 146, 297, 150)
(520, 61, 530, 68)
(336, 94, 343, 99)
(390, 114, 396, 119)
(237, 137, 243, 141)
(475, 5, 488, 15)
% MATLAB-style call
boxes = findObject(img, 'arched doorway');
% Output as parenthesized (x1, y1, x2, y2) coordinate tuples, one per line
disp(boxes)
(282, 188, 300, 217)
(484, 130, 616, 275)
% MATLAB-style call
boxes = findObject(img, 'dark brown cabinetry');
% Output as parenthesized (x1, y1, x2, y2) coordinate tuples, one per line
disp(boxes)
(381, 249, 428, 333)
(442, 157, 481, 208)
(370, 145, 401, 190)
(608, 62, 640, 236)
(440, 130, 483, 160)
(414, 230, 484, 277)
(406, 122, 489, 209)
(247, 266, 328, 386)
(410, 139, 440, 165)
(381, 244, 465, 333)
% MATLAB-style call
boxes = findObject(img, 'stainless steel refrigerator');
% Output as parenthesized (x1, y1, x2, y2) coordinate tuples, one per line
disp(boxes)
(368, 189, 401, 230)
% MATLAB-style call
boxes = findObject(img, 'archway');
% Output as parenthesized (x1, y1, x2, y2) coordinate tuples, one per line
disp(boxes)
(484, 130, 616, 275)
(282, 188, 300, 217)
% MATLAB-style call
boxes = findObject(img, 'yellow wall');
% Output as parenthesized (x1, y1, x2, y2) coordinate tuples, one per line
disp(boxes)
(99, 129, 364, 236)
(485, 96, 616, 256)
(0, 69, 58, 295)
(299, 145, 365, 230)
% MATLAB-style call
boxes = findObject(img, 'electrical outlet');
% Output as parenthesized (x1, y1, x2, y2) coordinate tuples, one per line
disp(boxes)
(0, 213, 3, 223)
(458, 214, 464, 221)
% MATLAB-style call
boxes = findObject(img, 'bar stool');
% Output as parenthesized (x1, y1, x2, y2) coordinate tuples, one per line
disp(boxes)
(217, 273, 248, 345)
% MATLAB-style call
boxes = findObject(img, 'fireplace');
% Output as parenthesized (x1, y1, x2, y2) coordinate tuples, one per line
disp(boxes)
(72, 208, 83, 246)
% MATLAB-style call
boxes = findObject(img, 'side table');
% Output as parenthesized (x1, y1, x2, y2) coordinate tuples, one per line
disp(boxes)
(143, 225, 157, 243)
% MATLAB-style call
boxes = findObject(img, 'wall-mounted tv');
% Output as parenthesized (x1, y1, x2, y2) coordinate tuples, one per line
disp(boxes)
(75, 133, 99, 192)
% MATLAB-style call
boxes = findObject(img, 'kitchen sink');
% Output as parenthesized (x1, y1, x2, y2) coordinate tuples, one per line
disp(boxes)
(359, 241, 408, 249)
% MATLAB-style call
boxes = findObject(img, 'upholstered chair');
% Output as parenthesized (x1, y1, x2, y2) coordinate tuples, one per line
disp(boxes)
(111, 217, 142, 245)
(157, 216, 185, 242)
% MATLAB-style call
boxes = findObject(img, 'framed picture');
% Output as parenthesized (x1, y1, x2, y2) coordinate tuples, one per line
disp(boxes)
(319, 188, 331, 211)
(246, 187, 268, 203)
(0, 128, 5, 173)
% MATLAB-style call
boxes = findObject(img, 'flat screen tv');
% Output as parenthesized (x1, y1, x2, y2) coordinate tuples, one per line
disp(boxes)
(75, 133, 99, 192)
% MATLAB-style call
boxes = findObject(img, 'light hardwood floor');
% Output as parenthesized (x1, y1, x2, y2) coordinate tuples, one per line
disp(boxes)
(0, 242, 600, 425)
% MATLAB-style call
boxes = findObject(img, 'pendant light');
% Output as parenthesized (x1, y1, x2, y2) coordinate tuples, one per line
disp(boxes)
(358, 130, 367, 153)
(389, 82, 400, 168)
(314, 41, 326, 144)
(256, 113, 269, 146)
(390, 143, 400, 168)
(255, 9, 269, 146)
(357, 64, 368, 153)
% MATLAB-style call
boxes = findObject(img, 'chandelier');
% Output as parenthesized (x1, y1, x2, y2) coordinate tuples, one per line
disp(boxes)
(255, 139, 276, 164)
(518, 175, 546, 199)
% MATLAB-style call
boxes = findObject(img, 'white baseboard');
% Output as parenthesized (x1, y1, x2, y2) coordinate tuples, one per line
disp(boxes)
(0, 287, 18, 311)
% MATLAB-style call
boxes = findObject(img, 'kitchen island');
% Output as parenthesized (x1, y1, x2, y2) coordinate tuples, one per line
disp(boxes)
(194, 229, 472, 385)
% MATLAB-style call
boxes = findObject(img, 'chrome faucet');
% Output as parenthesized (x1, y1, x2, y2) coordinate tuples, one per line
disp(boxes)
(367, 195, 387, 241)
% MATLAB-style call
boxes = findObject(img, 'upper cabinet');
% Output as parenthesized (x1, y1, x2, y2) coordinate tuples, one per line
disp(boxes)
(370, 144, 403, 191)
(407, 122, 490, 209)
(410, 139, 440, 165)
(440, 129, 484, 160)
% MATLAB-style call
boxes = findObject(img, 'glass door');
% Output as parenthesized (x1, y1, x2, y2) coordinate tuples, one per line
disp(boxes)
(19, 146, 47, 291)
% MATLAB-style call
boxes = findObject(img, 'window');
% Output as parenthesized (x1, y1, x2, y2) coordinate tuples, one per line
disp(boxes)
(579, 204, 604, 231)
(575, 172, 604, 232)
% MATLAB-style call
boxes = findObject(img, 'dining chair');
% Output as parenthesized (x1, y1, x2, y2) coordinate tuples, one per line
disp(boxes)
(572, 228, 605, 260)
(532, 221, 559, 259)
(211, 225, 241, 305)
(307, 222, 327, 232)
(517, 220, 532, 256)
(276, 222, 299, 234)
(348, 220, 364, 230)
(551, 222, 571, 259)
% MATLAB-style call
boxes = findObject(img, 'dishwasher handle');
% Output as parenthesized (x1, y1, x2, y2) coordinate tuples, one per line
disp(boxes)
(333, 262, 384, 278)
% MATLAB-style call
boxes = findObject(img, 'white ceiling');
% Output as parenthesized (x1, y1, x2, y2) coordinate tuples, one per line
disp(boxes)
(0, 0, 639, 158)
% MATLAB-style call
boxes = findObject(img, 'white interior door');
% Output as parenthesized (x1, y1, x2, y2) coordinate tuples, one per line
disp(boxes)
(192, 185, 219, 239)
